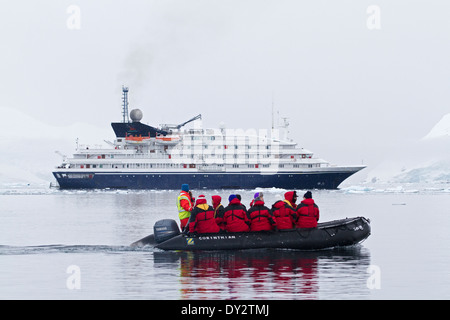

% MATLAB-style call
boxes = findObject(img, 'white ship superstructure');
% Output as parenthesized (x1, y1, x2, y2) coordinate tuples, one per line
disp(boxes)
(53, 87, 365, 189)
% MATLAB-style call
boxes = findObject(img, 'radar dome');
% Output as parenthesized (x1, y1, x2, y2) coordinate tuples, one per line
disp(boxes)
(130, 109, 143, 122)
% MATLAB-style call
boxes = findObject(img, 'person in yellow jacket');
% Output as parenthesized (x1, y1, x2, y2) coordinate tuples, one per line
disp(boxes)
(177, 184, 193, 230)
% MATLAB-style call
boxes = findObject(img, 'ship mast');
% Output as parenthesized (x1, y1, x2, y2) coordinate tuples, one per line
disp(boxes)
(122, 86, 130, 123)
(271, 94, 274, 130)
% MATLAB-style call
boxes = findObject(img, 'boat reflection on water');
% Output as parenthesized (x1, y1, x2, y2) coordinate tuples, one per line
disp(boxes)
(153, 246, 371, 300)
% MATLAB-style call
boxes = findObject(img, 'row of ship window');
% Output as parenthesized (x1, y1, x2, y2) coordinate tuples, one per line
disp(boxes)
(56, 173, 304, 180)
(72, 163, 320, 169)
(83, 152, 312, 157)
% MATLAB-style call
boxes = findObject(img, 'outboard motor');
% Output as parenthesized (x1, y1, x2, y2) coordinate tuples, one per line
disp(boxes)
(153, 219, 180, 244)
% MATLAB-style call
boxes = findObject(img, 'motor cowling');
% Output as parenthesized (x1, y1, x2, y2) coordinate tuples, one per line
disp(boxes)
(153, 219, 180, 244)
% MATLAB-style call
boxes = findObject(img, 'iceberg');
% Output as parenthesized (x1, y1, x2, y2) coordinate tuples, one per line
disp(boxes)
(365, 112, 450, 185)
(0, 107, 112, 185)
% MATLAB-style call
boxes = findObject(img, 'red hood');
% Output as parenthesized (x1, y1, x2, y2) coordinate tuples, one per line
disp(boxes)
(284, 191, 297, 204)
(195, 195, 207, 206)
(195, 199, 207, 206)
(212, 195, 222, 209)
(253, 200, 265, 206)
(301, 198, 315, 205)
(229, 197, 241, 205)
(273, 200, 285, 209)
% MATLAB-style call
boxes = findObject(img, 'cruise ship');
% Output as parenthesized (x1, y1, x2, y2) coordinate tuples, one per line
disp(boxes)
(53, 87, 365, 190)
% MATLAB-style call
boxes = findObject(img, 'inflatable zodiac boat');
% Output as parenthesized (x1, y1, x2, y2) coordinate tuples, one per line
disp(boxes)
(131, 217, 371, 251)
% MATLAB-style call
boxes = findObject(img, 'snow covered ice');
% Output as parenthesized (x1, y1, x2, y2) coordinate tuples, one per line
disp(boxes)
(364, 112, 450, 186)
(0, 107, 112, 184)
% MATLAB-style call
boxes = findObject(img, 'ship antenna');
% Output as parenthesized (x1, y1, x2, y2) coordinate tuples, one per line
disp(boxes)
(271, 93, 274, 130)
(122, 85, 130, 123)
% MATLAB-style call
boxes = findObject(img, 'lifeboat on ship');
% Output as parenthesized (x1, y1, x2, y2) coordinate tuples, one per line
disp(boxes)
(130, 216, 371, 251)
(155, 134, 181, 145)
(125, 134, 151, 144)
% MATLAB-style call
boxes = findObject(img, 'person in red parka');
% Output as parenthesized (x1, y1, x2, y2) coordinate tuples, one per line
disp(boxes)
(296, 191, 320, 228)
(222, 194, 250, 232)
(188, 195, 221, 234)
(247, 192, 276, 231)
(271, 191, 298, 230)
(212, 195, 226, 230)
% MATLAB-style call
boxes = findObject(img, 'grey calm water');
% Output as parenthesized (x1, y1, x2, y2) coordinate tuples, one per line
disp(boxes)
(1, 183, 450, 300)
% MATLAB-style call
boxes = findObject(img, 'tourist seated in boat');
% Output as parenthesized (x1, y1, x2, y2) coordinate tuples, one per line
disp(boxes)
(221, 194, 250, 233)
(212, 195, 226, 230)
(271, 191, 298, 230)
(187, 195, 221, 234)
(247, 192, 276, 231)
(235, 194, 247, 210)
(296, 191, 320, 228)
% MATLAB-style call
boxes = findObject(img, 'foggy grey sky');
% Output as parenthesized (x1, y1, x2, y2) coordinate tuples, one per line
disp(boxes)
(1, 1, 450, 172)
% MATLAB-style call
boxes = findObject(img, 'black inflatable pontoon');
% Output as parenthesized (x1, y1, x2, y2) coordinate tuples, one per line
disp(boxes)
(130, 216, 371, 251)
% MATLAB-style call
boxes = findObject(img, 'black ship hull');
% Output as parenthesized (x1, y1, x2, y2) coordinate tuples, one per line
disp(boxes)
(53, 168, 361, 190)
